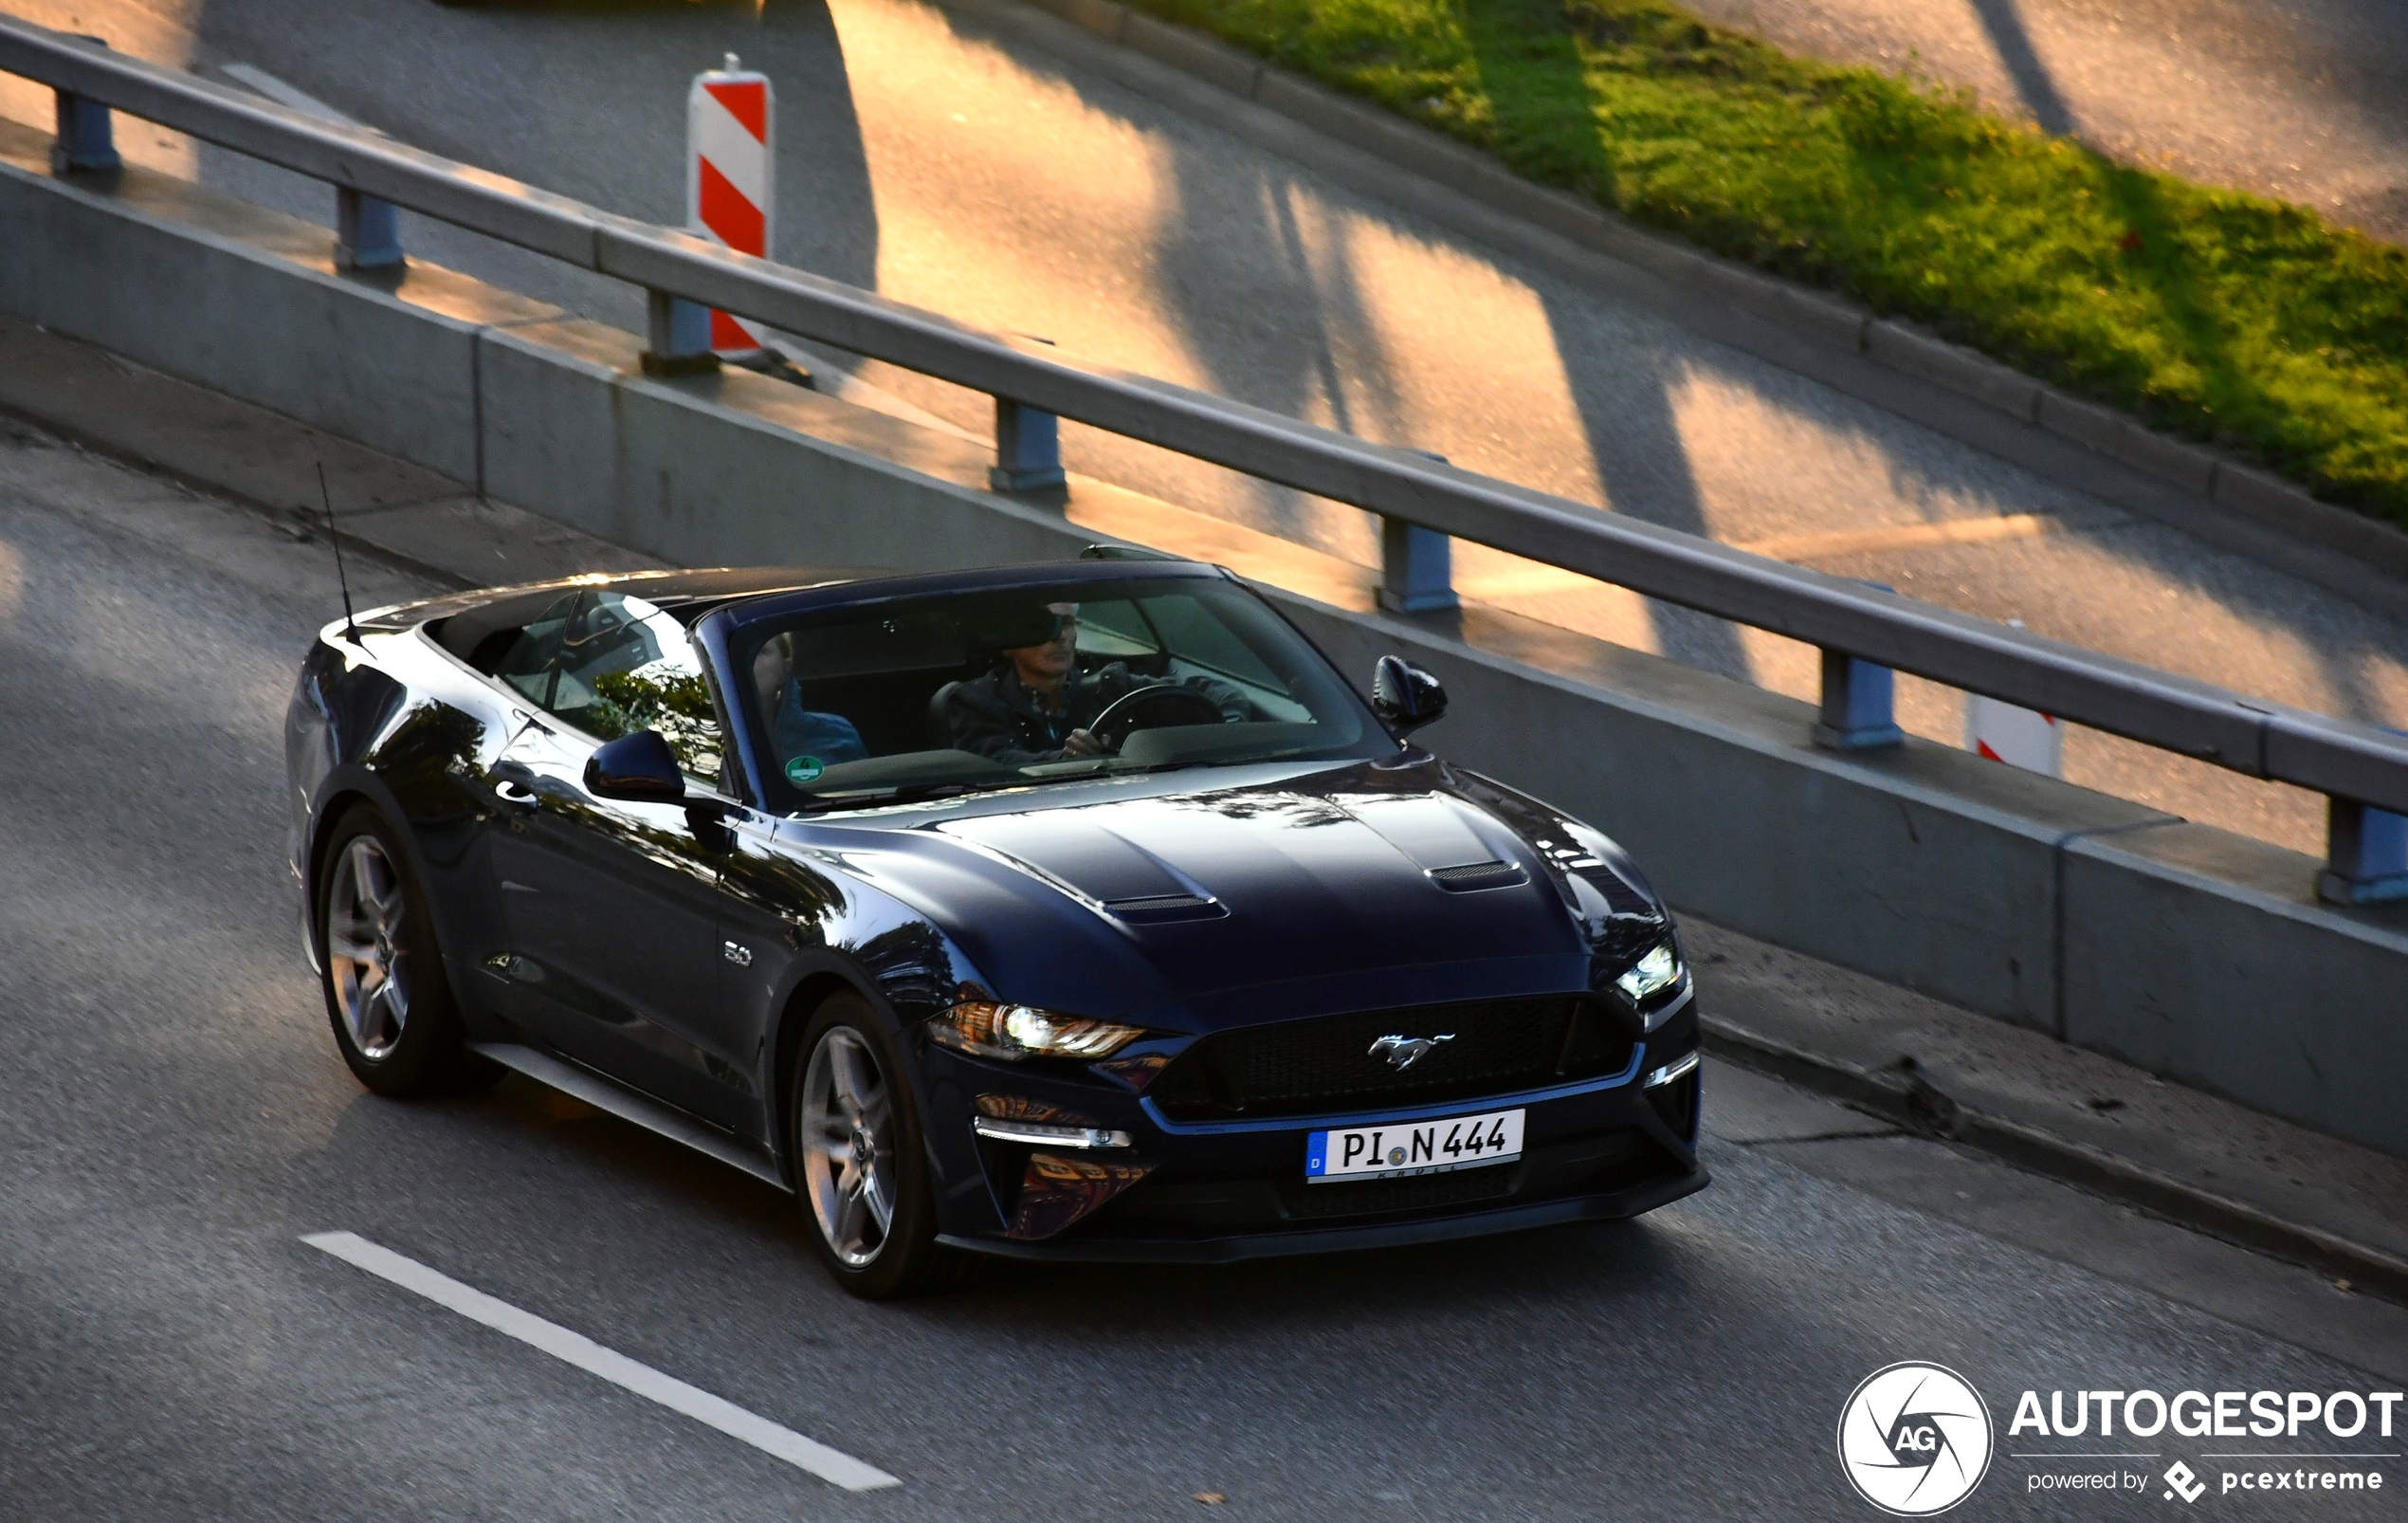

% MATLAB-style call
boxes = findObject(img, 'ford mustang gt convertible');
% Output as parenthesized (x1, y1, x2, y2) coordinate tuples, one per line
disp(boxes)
(285, 555, 1706, 1295)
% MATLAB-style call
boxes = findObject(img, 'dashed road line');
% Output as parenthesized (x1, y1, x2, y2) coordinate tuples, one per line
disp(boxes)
(302, 1230, 901, 1492)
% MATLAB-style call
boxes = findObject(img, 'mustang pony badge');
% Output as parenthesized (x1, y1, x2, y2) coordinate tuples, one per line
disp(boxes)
(1368, 1033, 1455, 1072)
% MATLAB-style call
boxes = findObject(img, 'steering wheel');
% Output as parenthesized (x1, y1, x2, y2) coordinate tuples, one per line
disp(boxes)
(1086, 685, 1228, 750)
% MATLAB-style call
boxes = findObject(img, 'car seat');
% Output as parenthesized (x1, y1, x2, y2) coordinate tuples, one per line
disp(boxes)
(925, 680, 962, 748)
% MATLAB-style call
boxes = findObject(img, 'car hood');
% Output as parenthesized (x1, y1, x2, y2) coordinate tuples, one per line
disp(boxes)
(789, 760, 1666, 1029)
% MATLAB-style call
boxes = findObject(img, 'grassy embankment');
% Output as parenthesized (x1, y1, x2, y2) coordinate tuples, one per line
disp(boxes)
(1131, 0, 2408, 529)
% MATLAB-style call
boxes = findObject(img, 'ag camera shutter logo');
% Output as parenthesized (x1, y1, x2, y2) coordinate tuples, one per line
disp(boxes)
(1837, 1362, 1996, 1515)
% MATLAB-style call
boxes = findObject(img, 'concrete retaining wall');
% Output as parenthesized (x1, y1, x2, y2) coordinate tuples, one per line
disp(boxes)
(475, 317, 1081, 573)
(0, 143, 500, 481)
(2064, 825, 2408, 1149)
(6, 118, 2405, 1156)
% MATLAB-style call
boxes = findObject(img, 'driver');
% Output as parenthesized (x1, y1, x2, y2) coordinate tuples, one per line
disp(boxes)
(944, 602, 1248, 765)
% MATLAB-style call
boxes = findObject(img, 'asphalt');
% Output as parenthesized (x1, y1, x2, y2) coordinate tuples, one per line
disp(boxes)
(1687, 0, 2408, 246)
(4, 0, 2408, 862)
(9, 266, 2408, 1299)
(6, 397, 2408, 1521)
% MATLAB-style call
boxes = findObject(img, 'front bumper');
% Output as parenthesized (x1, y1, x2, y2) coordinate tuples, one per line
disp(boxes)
(939, 1162, 1707, 1262)
(921, 1009, 1706, 1264)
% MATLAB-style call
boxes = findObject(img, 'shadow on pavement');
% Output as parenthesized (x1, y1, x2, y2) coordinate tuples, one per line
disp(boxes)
(1965, 0, 2075, 136)
(1456, 5, 1756, 680)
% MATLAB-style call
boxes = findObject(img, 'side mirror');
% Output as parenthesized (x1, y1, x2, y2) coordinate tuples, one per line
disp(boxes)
(585, 729, 688, 805)
(1371, 655, 1448, 736)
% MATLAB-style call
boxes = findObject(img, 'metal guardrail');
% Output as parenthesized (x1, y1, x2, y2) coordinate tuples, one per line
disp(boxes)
(6, 16, 2406, 900)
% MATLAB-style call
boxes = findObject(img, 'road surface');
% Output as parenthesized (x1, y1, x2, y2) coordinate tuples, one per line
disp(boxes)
(2, 409, 2403, 1521)
(1, 0, 2403, 858)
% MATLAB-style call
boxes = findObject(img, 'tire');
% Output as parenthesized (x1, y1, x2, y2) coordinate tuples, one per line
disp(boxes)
(317, 804, 492, 1097)
(790, 993, 963, 1298)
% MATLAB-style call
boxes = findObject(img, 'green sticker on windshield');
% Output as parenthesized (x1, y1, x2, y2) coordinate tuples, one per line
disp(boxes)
(785, 755, 825, 784)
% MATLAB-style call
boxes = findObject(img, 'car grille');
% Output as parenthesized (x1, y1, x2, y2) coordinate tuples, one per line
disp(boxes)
(1148, 997, 1637, 1122)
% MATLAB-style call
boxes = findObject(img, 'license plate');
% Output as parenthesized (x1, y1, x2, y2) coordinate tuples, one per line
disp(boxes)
(1305, 1108, 1524, 1184)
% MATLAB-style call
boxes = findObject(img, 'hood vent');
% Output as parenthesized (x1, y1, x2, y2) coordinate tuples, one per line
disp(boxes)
(1105, 892, 1229, 925)
(1428, 860, 1528, 892)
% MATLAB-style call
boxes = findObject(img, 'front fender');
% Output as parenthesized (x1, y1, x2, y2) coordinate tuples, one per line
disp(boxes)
(752, 888, 994, 1195)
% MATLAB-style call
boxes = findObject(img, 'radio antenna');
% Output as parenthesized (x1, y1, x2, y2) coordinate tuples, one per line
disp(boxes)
(317, 461, 362, 644)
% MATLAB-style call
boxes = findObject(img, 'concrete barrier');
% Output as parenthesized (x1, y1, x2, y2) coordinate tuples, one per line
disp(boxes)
(5, 115, 2405, 1156)
(0, 135, 521, 482)
(475, 316, 1084, 572)
(2064, 824, 2408, 1145)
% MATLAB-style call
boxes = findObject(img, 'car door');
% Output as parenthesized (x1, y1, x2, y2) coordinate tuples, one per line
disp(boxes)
(480, 589, 757, 1132)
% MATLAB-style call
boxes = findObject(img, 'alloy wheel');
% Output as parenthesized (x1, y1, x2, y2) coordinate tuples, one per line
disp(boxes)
(800, 1027, 897, 1267)
(325, 835, 412, 1061)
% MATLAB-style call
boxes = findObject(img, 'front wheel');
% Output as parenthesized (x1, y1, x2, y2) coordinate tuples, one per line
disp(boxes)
(317, 805, 489, 1096)
(792, 994, 959, 1298)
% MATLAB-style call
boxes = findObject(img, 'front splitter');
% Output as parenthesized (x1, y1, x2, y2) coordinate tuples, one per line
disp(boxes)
(937, 1165, 1707, 1264)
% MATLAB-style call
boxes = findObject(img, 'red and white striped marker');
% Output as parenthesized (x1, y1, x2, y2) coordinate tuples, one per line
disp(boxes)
(687, 54, 774, 358)
(1967, 620, 2065, 777)
(1965, 694, 2064, 776)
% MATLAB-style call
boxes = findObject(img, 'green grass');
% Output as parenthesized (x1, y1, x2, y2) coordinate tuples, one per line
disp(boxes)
(1130, 0, 2408, 527)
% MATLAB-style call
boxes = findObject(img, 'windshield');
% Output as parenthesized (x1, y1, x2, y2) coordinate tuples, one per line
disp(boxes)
(735, 576, 1394, 811)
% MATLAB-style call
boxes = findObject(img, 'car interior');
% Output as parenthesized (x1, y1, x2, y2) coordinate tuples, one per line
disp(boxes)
(742, 591, 1339, 792)
(431, 578, 1372, 808)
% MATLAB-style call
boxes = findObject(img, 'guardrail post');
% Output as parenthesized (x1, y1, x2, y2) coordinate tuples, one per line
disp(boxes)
(1377, 450, 1458, 615)
(1377, 519, 1457, 614)
(50, 38, 122, 175)
(1813, 648, 1903, 749)
(336, 187, 403, 270)
(1813, 580, 1905, 749)
(991, 399, 1066, 495)
(2319, 797, 2408, 905)
(641, 288, 721, 377)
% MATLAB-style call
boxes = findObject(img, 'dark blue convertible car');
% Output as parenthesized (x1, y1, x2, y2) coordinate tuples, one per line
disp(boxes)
(285, 555, 1705, 1295)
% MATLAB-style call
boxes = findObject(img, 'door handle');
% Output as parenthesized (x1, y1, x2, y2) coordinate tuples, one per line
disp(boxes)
(491, 761, 540, 809)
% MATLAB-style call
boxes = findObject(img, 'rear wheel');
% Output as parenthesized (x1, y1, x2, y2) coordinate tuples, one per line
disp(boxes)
(318, 805, 490, 1096)
(792, 994, 960, 1298)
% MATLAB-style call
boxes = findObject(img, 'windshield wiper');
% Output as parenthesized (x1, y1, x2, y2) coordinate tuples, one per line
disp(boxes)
(787, 749, 1337, 814)
(789, 778, 1027, 814)
(1123, 747, 1323, 775)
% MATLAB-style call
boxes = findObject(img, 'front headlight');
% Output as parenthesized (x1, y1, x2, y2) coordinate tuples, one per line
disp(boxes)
(927, 1000, 1146, 1061)
(1614, 941, 1683, 1005)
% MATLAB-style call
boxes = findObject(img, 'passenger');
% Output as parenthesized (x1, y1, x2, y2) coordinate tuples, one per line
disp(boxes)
(754, 635, 868, 772)
(944, 602, 1248, 765)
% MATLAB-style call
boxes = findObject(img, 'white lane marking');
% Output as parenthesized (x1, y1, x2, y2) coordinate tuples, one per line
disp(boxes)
(221, 64, 363, 128)
(302, 1231, 901, 1492)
